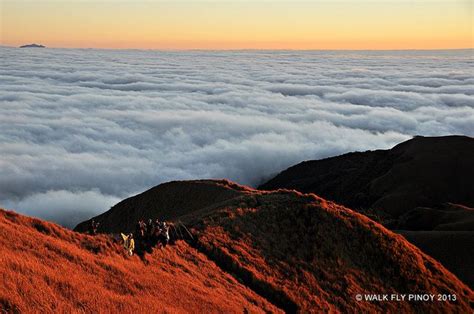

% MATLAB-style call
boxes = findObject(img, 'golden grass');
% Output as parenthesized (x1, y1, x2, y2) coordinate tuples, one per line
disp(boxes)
(0, 209, 279, 313)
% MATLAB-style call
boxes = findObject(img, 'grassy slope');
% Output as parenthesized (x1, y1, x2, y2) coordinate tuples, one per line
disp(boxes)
(0, 209, 279, 313)
(190, 189, 474, 312)
(75, 180, 474, 312)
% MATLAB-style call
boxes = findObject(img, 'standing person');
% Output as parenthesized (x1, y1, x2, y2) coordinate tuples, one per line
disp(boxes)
(121, 233, 135, 256)
(144, 218, 154, 248)
(147, 219, 155, 236)
(158, 222, 170, 248)
(136, 220, 146, 239)
(155, 218, 161, 231)
(128, 233, 135, 256)
(90, 220, 99, 235)
(162, 222, 170, 245)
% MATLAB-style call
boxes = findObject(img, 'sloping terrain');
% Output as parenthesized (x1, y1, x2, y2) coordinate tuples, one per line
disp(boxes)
(397, 203, 474, 231)
(395, 203, 474, 287)
(76, 180, 473, 312)
(75, 180, 249, 234)
(258, 136, 474, 288)
(0, 208, 279, 313)
(399, 230, 474, 290)
(259, 135, 474, 220)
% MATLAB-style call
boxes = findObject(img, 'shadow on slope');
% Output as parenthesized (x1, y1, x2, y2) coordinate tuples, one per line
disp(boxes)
(258, 136, 474, 289)
(397, 203, 474, 231)
(76, 180, 473, 312)
(259, 135, 474, 220)
(75, 180, 248, 234)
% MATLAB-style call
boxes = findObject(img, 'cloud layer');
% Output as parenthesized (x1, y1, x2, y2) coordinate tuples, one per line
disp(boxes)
(1, 48, 473, 226)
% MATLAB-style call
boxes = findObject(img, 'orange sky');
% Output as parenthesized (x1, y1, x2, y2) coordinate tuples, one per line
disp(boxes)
(1, 1, 473, 49)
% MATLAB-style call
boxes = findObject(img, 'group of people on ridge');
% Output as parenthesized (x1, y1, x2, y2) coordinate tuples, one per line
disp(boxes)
(88, 217, 172, 257)
(122, 218, 170, 256)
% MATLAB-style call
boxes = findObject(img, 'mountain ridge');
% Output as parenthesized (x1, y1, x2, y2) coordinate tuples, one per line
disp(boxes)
(74, 179, 473, 312)
(258, 135, 474, 288)
(259, 135, 474, 219)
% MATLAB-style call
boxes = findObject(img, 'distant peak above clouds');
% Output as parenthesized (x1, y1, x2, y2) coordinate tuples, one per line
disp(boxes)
(19, 43, 45, 48)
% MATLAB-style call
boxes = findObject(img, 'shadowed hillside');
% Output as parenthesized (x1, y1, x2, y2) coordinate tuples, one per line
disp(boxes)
(259, 136, 474, 220)
(75, 180, 250, 234)
(399, 229, 474, 292)
(76, 180, 473, 312)
(258, 136, 474, 288)
(0, 208, 279, 313)
(397, 203, 474, 231)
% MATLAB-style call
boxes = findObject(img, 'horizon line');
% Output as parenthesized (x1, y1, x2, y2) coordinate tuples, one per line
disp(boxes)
(2, 45, 473, 52)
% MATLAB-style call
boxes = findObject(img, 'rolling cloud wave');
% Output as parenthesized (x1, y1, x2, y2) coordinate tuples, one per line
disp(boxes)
(1, 48, 473, 226)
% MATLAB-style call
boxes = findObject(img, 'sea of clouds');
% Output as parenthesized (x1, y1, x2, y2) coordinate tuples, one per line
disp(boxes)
(1, 48, 473, 227)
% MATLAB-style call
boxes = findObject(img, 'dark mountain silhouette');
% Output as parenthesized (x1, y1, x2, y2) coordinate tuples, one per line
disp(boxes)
(397, 203, 474, 231)
(75, 180, 473, 312)
(76, 180, 248, 234)
(396, 203, 474, 289)
(19, 43, 45, 48)
(259, 136, 474, 220)
(258, 135, 474, 288)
